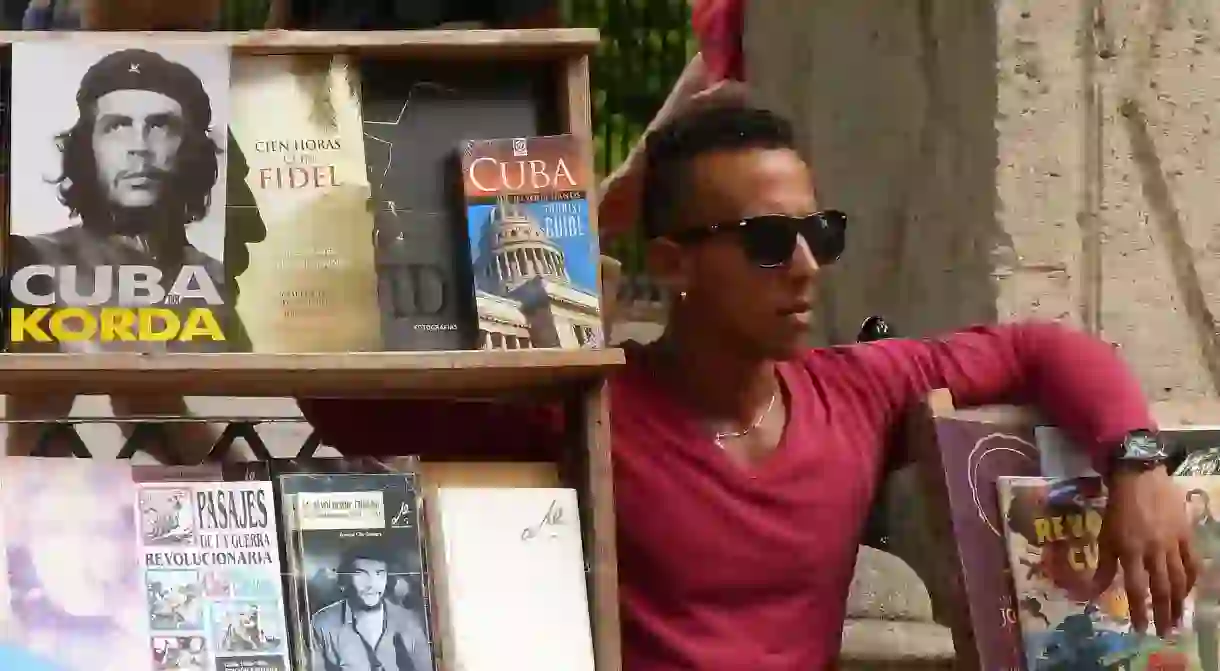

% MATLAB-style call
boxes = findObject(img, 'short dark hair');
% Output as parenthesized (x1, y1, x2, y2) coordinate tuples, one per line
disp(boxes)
(640, 104, 799, 239)
(337, 538, 389, 578)
(1188, 489, 1211, 506)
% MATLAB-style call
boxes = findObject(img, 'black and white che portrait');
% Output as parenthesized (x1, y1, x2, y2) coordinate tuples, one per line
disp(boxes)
(306, 537, 434, 671)
(9, 43, 232, 352)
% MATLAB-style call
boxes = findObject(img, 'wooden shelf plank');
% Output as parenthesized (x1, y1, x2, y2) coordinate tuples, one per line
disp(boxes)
(0, 29, 600, 58)
(0, 349, 624, 397)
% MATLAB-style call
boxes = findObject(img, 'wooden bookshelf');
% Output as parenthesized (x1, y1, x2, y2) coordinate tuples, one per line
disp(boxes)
(0, 28, 601, 59)
(0, 28, 622, 671)
(0, 350, 624, 396)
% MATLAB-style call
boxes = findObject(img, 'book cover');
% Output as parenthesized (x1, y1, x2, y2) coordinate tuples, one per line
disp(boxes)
(460, 134, 602, 350)
(1178, 476, 1220, 671)
(8, 43, 234, 352)
(0, 458, 149, 671)
(280, 472, 434, 671)
(360, 65, 539, 351)
(999, 475, 1202, 669)
(226, 54, 382, 353)
(137, 478, 289, 671)
(426, 487, 594, 671)
(913, 411, 1041, 671)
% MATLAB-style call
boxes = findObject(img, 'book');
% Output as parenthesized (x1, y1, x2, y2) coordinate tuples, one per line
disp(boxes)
(360, 64, 540, 350)
(1177, 476, 1220, 671)
(460, 134, 602, 350)
(137, 474, 290, 671)
(226, 54, 382, 353)
(911, 410, 1042, 670)
(7, 43, 234, 352)
(279, 471, 434, 671)
(425, 487, 594, 671)
(999, 475, 1203, 669)
(0, 458, 149, 671)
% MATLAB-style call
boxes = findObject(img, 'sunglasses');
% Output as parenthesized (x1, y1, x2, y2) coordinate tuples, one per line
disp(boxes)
(662, 211, 848, 268)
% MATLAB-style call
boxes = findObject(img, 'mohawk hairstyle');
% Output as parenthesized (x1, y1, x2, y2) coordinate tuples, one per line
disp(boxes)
(640, 104, 798, 239)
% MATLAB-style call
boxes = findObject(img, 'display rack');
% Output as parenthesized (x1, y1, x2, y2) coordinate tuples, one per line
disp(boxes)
(0, 28, 624, 671)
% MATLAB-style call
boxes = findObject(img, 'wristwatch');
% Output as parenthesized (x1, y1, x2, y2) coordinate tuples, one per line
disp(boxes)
(1111, 429, 1168, 472)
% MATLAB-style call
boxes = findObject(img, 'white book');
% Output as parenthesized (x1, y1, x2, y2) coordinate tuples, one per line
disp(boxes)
(427, 487, 595, 671)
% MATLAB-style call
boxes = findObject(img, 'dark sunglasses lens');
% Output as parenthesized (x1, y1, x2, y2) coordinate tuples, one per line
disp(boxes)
(803, 210, 847, 265)
(739, 218, 798, 267)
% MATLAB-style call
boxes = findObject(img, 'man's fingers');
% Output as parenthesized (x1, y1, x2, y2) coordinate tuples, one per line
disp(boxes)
(1145, 552, 1173, 637)
(1122, 553, 1152, 634)
(688, 80, 749, 108)
(1166, 548, 1190, 632)
(1092, 540, 1119, 598)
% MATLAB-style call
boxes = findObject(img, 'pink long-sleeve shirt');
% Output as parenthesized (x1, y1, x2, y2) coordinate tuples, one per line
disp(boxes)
(301, 322, 1154, 669)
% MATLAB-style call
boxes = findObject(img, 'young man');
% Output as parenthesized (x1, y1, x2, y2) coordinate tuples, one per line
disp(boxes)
(304, 104, 1195, 668)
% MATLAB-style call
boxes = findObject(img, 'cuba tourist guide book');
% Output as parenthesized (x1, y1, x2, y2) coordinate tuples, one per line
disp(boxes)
(459, 134, 602, 351)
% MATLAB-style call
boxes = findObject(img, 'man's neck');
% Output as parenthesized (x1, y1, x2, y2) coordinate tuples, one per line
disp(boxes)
(655, 317, 779, 427)
(350, 600, 386, 621)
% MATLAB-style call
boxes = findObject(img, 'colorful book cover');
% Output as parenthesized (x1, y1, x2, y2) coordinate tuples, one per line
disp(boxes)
(226, 54, 382, 353)
(7, 43, 234, 352)
(279, 472, 434, 671)
(460, 134, 602, 350)
(1178, 476, 1220, 671)
(137, 478, 289, 671)
(999, 475, 1201, 670)
(0, 458, 149, 671)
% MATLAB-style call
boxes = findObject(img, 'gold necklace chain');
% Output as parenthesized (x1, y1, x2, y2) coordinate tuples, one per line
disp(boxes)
(713, 389, 777, 448)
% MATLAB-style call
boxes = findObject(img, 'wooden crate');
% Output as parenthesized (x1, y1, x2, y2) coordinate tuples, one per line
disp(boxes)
(0, 28, 623, 671)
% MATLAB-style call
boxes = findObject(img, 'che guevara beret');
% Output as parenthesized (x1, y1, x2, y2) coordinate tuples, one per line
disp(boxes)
(76, 48, 212, 130)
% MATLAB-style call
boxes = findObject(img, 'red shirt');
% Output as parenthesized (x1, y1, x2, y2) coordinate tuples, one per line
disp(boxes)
(301, 322, 1153, 669)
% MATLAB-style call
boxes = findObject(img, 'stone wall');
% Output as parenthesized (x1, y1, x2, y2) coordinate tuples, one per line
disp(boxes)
(745, 0, 1220, 411)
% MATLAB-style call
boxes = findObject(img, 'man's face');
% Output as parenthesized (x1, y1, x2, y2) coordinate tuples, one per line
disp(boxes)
(91, 89, 185, 210)
(650, 147, 820, 360)
(1190, 495, 1210, 523)
(345, 557, 388, 609)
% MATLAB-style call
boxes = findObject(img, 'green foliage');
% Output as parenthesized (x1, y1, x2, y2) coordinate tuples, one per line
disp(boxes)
(562, 0, 692, 266)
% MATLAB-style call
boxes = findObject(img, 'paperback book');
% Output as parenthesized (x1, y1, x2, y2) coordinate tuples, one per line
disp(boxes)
(460, 134, 601, 350)
(425, 487, 594, 671)
(7, 42, 234, 352)
(360, 64, 540, 351)
(137, 477, 290, 671)
(0, 458, 149, 671)
(226, 54, 381, 353)
(999, 475, 1202, 669)
(279, 471, 434, 671)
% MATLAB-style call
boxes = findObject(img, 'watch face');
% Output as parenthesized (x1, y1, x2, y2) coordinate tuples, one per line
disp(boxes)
(1125, 432, 1165, 460)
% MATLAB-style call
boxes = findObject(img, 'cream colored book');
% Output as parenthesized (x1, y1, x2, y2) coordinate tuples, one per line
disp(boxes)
(228, 54, 382, 352)
(427, 487, 595, 671)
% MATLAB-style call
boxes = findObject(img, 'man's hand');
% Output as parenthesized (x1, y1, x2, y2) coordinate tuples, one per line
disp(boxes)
(1094, 467, 1198, 636)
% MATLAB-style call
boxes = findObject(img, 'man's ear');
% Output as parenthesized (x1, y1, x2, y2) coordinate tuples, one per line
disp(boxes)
(645, 237, 691, 297)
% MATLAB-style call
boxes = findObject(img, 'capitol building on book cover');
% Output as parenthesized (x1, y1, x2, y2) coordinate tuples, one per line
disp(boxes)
(470, 199, 602, 350)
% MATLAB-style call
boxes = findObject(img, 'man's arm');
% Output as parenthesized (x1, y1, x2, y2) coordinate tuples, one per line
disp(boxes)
(847, 321, 1192, 635)
(847, 321, 1151, 469)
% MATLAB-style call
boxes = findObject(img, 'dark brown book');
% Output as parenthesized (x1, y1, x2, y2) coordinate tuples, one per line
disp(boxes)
(909, 392, 1042, 671)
